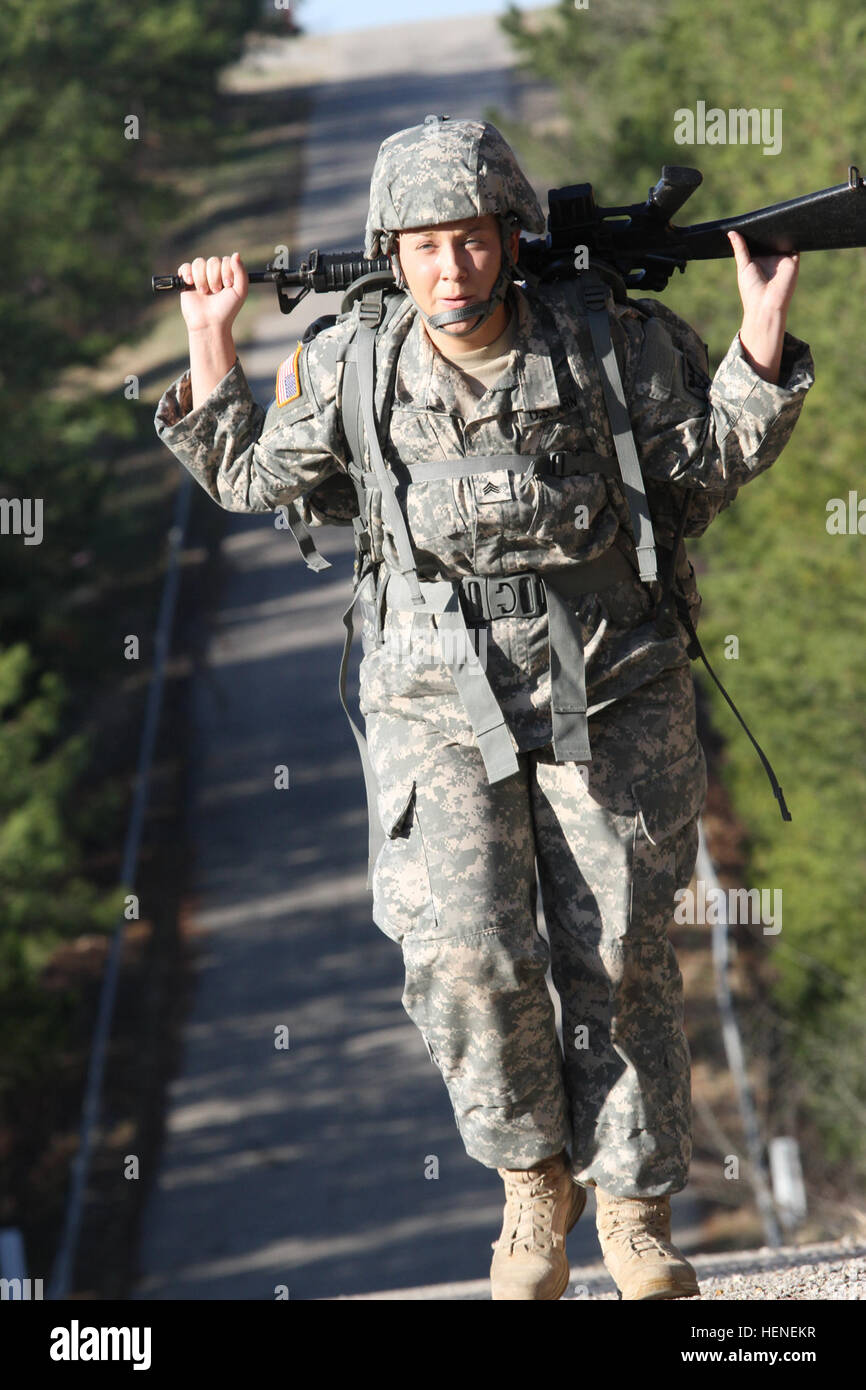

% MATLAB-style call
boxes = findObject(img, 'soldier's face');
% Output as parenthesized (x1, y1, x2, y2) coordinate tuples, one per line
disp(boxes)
(397, 215, 517, 338)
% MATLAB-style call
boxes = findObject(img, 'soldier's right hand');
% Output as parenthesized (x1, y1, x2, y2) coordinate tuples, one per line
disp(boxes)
(178, 253, 249, 333)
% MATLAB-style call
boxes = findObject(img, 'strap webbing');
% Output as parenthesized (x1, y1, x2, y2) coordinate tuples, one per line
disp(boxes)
(680, 610, 792, 822)
(387, 555, 646, 775)
(436, 594, 521, 783)
(656, 494, 791, 823)
(338, 578, 385, 887)
(361, 450, 620, 487)
(544, 583, 591, 762)
(386, 547, 640, 772)
(278, 499, 332, 572)
(385, 548, 635, 615)
(579, 271, 658, 584)
(535, 544, 636, 598)
(355, 322, 425, 606)
(381, 571, 520, 784)
(340, 353, 368, 526)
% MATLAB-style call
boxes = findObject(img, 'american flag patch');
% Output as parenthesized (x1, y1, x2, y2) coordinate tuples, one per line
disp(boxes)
(275, 342, 303, 406)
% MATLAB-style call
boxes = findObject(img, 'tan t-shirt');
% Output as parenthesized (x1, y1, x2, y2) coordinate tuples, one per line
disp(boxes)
(432, 310, 518, 401)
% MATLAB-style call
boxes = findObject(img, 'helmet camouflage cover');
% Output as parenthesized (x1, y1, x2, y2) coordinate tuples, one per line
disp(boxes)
(364, 114, 545, 259)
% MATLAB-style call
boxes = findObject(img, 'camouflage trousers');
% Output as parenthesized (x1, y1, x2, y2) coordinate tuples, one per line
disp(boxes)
(362, 644, 707, 1198)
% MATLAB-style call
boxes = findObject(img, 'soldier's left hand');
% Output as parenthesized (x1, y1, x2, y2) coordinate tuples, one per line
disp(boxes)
(727, 229, 799, 318)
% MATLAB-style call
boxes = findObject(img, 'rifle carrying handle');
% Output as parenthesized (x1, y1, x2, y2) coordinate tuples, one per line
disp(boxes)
(650, 167, 704, 220)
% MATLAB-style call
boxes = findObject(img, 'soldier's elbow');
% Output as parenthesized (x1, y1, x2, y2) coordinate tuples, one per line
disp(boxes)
(215, 482, 260, 513)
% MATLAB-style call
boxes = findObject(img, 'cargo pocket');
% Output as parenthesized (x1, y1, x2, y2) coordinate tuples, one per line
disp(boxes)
(378, 776, 416, 840)
(604, 738, 707, 1150)
(370, 776, 439, 945)
(631, 737, 707, 893)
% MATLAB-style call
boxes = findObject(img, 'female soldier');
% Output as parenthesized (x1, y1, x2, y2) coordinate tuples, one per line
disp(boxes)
(155, 116, 811, 1300)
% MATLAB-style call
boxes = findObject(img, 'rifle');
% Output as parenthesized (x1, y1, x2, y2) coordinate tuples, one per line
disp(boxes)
(152, 163, 866, 311)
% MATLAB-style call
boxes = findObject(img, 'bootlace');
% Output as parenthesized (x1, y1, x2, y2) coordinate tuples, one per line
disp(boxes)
(604, 1202, 676, 1259)
(627, 1228, 669, 1256)
(494, 1167, 564, 1256)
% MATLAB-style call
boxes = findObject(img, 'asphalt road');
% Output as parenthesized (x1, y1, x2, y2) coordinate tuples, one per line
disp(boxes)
(132, 15, 702, 1302)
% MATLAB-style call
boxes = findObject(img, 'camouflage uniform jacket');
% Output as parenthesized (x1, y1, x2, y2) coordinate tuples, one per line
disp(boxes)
(154, 278, 814, 752)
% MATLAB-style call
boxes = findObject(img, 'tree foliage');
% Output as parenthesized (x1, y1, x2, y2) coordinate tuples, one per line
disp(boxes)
(0, 1, 262, 1024)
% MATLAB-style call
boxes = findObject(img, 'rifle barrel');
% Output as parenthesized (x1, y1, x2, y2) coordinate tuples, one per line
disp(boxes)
(152, 252, 392, 297)
(152, 270, 298, 293)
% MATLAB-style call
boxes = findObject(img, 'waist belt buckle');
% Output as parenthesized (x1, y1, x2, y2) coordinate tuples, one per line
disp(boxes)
(487, 577, 518, 618)
(522, 573, 547, 616)
(486, 573, 545, 619)
(462, 577, 485, 621)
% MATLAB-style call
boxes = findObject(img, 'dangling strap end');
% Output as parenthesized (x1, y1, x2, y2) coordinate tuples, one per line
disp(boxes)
(305, 551, 332, 573)
(400, 569, 425, 607)
(550, 715, 592, 766)
(282, 502, 333, 571)
(476, 726, 520, 783)
(636, 545, 658, 585)
(687, 618, 793, 824)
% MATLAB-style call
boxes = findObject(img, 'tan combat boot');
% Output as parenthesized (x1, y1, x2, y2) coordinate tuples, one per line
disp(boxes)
(595, 1188, 700, 1300)
(490, 1150, 586, 1300)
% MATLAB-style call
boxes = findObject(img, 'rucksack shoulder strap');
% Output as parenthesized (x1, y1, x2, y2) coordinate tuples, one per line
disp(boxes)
(576, 269, 659, 585)
(338, 290, 425, 603)
(353, 292, 424, 604)
(338, 287, 409, 447)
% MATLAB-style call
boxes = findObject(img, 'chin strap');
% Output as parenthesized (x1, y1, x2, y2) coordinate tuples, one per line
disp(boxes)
(426, 300, 492, 333)
(388, 215, 518, 336)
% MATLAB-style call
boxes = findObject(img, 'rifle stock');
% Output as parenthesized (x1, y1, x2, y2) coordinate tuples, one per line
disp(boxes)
(671, 167, 866, 259)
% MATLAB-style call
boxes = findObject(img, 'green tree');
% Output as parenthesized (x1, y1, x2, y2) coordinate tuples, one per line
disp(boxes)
(0, 0, 262, 1075)
(499, 0, 866, 1184)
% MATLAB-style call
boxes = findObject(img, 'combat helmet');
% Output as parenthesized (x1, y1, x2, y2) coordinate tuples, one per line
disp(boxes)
(365, 114, 545, 334)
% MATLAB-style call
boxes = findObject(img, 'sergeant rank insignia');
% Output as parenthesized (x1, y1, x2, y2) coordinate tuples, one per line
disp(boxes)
(276, 343, 303, 406)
